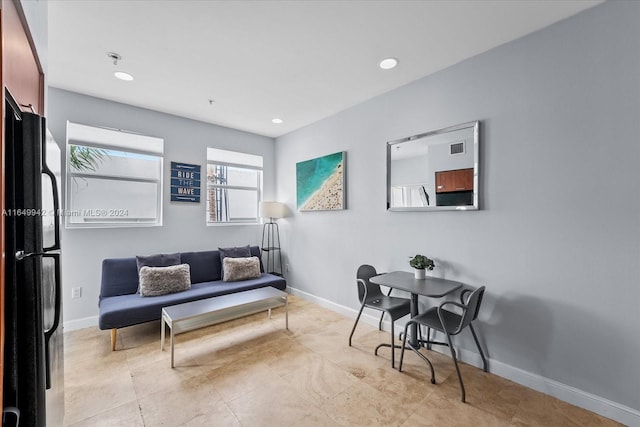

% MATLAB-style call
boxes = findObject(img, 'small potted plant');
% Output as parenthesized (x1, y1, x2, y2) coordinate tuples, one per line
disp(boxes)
(409, 254, 435, 279)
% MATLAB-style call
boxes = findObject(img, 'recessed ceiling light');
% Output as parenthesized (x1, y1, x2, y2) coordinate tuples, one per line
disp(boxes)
(379, 57, 399, 70)
(114, 71, 134, 81)
(272, 118, 283, 124)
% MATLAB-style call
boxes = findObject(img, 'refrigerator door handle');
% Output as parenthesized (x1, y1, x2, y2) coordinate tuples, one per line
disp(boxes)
(2, 407, 20, 427)
(41, 165, 61, 252)
(15, 250, 46, 261)
(43, 252, 61, 390)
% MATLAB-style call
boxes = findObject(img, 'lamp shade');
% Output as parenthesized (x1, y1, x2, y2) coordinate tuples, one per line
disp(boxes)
(259, 201, 285, 219)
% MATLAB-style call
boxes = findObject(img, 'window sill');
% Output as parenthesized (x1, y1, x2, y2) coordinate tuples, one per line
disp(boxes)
(65, 222, 162, 229)
(206, 222, 261, 227)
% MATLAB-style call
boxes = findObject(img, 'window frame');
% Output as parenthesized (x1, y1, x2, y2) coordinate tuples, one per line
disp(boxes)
(206, 149, 263, 225)
(65, 122, 164, 229)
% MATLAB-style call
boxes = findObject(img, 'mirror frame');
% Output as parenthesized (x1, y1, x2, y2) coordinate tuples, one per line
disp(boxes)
(386, 120, 480, 212)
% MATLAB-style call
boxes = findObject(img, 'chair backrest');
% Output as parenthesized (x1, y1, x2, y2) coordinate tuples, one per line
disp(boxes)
(356, 264, 384, 303)
(459, 286, 485, 331)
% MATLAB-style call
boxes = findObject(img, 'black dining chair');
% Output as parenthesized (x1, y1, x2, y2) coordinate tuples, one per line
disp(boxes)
(348, 264, 411, 368)
(398, 286, 487, 402)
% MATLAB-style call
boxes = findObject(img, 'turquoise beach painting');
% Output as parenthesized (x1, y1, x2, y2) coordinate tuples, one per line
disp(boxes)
(296, 151, 346, 211)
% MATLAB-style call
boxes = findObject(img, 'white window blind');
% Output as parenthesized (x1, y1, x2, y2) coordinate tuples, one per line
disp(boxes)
(206, 148, 263, 224)
(65, 121, 164, 228)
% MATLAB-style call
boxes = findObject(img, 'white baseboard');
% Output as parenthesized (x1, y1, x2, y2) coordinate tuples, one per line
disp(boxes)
(485, 355, 640, 427)
(289, 287, 383, 326)
(288, 286, 640, 427)
(63, 315, 98, 332)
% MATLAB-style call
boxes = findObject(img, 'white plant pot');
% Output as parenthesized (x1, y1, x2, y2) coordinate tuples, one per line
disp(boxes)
(414, 268, 425, 280)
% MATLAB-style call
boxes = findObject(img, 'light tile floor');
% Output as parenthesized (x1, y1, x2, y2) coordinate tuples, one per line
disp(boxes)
(63, 295, 620, 426)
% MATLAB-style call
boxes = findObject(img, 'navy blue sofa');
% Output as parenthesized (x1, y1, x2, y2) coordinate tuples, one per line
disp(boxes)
(98, 246, 286, 350)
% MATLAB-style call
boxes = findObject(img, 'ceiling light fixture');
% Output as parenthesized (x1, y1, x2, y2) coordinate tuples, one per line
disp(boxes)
(114, 71, 134, 81)
(107, 52, 121, 65)
(379, 57, 399, 70)
(272, 118, 283, 124)
(107, 52, 134, 81)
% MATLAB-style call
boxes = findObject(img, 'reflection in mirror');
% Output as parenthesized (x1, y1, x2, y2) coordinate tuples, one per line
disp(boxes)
(387, 121, 479, 211)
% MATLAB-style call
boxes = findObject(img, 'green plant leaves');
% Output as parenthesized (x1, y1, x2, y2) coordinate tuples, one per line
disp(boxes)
(69, 146, 108, 171)
(409, 254, 435, 270)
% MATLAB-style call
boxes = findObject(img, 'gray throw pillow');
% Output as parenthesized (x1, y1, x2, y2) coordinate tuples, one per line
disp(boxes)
(222, 257, 261, 282)
(136, 252, 182, 293)
(139, 264, 191, 297)
(218, 245, 251, 278)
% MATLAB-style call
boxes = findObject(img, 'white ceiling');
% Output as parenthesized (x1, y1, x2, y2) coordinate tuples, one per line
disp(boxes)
(47, 1, 601, 138)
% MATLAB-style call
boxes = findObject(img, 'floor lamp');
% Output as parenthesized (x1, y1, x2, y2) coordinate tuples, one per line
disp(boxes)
(259, 201, 285, 276)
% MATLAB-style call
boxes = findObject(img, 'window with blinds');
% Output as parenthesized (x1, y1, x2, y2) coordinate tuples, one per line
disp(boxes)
(65, 121, 163, 228)
(206, 147, 263, 224)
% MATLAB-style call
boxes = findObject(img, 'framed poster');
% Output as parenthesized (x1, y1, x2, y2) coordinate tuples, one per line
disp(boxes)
(170, 162, 201, 202)
(296, 151, 346, 211)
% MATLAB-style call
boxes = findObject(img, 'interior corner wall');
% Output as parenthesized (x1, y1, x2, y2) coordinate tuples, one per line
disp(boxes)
(19, 0, 49, 111)
(275, 0, 640, 420)
(47, 88, 276, 328)
(19, 0, 48, 73)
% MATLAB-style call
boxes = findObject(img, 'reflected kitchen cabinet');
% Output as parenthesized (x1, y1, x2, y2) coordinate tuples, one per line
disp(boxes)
(435, 168, 474, 193)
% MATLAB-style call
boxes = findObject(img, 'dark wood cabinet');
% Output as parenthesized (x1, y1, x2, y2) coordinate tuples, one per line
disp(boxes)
(3, 0, 45, 115)
(435, 168, 474, 193)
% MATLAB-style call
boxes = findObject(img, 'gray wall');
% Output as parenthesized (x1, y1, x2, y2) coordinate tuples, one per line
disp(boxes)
(48, 88, 276, 326)
(275, 0, 640, 419)
(390, 155, 428, 186)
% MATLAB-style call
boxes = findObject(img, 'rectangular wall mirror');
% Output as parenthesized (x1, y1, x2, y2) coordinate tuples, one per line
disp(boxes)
(387, 120, 480, 211)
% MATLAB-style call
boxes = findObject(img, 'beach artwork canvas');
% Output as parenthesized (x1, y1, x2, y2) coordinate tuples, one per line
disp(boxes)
(296, 151, 346, 211)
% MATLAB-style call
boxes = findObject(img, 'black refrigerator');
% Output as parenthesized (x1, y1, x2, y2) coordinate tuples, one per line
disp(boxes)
(3, 95, 64, 426)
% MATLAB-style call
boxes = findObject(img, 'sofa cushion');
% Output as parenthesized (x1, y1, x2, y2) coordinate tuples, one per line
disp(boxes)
(222, 257, 261, 282)
(181, 250, 222, 283)
(100, 257, 140, 299)
(219, 245, 251, 261)
(139, 264, 191, 297)
(136, 252, 181, 273)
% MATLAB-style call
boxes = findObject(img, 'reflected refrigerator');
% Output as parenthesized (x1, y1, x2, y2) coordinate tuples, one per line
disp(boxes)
(3, 95, 64, 427)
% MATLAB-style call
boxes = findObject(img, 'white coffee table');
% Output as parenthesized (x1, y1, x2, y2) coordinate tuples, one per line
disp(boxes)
(161, 287, 288, 367)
